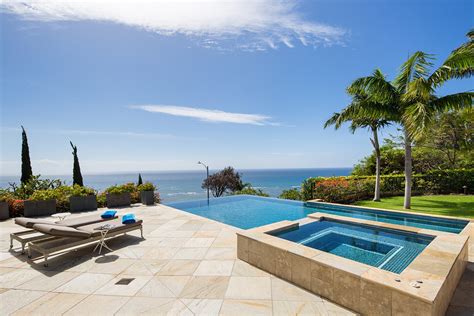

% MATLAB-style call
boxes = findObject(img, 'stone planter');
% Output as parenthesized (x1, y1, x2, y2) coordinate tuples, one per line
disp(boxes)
(106, 192, 131, 208)
(24, 199, 56, 217)
(0, 201, 9, 220)
(69, 195, 97, 212)
(140, 191, 155, 205)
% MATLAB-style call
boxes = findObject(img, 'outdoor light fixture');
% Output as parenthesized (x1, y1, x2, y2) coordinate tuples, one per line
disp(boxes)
(198, 161, 210, 202)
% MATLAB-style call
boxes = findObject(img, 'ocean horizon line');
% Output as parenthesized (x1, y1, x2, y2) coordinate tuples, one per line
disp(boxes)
(0, 167, 353, 178)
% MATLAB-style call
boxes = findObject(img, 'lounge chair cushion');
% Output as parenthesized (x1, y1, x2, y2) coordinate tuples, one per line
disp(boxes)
(57, 214, 117, 227)
(32, 224, 91, 238)
(15, 217, 55, 228)
(77, 218, 143, 237)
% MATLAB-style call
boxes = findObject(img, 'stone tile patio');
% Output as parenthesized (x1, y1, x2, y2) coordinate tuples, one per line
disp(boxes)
(0, 203, 472, 315)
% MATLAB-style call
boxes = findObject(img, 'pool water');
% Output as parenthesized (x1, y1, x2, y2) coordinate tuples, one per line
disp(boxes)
(166, 195, 468, 233)
(272, 219, 434, 273)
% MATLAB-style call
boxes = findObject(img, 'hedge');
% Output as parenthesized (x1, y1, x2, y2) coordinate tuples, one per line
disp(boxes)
(301, 169, 474, 203)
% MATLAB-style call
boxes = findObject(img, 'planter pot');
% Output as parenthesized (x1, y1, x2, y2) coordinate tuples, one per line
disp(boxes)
(24, 199, 56, 217)
(0, 202, 8, 220)
(106, 192, 131, 208)
(140, 191, 155, 205)
(69, 195, 98, 212)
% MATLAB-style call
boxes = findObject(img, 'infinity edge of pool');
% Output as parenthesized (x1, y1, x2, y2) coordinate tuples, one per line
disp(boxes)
(166, 195, 469, 233)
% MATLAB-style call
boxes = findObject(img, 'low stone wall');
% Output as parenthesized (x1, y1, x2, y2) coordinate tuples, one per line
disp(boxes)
(237, 216, 469, 316)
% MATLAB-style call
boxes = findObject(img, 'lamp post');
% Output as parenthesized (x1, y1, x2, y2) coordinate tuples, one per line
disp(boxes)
(198, 161, 209, 202)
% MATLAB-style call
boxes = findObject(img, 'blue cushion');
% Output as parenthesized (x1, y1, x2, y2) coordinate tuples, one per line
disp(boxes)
(122, 213, 136, 224)
(101, 210, 117, 219)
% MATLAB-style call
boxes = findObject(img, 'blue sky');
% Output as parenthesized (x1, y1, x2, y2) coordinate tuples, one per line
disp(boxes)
(0, 0, 472, 175)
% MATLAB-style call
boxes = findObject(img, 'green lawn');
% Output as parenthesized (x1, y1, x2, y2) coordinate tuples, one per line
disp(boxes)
(354, 195, 474, 218)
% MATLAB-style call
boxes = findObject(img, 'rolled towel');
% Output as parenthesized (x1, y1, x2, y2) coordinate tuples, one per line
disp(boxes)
(122, 213, 136, 224)
(101, 210, 117, 219)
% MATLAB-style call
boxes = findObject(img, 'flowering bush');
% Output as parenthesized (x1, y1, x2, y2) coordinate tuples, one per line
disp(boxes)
(301, 169, 474, 203)
(9, 199, 24, 217)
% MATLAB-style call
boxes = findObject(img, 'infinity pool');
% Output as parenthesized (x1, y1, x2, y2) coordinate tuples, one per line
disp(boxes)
(166, 195, 468, 233)
(272, 219, 434, 273)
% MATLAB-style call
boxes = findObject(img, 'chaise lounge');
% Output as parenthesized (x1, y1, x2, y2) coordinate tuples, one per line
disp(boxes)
(27, 218, 143, 266)
(11, 213, 118, 253)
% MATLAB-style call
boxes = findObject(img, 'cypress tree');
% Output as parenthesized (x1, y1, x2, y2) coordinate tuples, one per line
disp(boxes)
(138, 173, 143, 186)
(20, 126, 33, 183)
(70, 141, 84, 186)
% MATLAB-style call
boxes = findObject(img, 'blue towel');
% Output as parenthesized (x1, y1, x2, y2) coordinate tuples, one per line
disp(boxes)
(101, 210, 117, 219)
(122, 213, 136, 224)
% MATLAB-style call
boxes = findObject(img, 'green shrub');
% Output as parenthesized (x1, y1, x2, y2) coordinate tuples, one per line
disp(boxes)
(137, 182, 156, 192)
(104, 183, 140, 203)
(301, 169, 474, 203)
(279, 188, 303, 200)
(97, 193, 107, 208)
(233, 186, 269, 197)
(105, 183, 137, 195)
(30, 189, 59, 201)
(0, 189, 14, 202)
(70, 185, 95, 197)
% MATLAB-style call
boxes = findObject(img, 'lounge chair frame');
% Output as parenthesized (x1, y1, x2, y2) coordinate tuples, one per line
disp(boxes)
(10, 215, 118, 254)
(27, 224, 144, 266)
(10, 229, 56, 254)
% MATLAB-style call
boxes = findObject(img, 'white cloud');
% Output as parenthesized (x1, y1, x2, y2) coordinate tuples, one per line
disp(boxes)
(1, 0, 345, 50)
(130, 104, 276, 125)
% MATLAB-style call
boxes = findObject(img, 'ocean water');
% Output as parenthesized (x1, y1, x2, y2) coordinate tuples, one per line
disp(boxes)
(0, 168, 351, 203)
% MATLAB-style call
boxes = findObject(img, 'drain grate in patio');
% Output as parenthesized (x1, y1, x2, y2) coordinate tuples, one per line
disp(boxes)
(115, 278, 135, 285)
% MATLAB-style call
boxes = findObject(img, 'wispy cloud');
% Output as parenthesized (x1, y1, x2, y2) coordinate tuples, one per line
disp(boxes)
(1, 0, 346, 51)
(130, 104, 278, 126)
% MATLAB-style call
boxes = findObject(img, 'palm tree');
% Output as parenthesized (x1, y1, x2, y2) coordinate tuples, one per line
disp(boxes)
(342, 30, 473, 209)
(325, 84, 389, 201)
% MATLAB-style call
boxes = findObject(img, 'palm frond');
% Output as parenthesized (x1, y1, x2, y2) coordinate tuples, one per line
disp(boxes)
(347, 72, 397, 104)
(430, 39, 474, 86)
(394, 51, 434, 93)
(403, 92, 473, 140)
(403, 77, 435, 104)
(324, 112, 343, 129)
(430, 92, 474, 113)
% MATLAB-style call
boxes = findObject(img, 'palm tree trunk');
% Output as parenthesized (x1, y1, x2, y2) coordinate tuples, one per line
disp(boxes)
(372, 128, 381, 201)
(403, 127, 412, 209)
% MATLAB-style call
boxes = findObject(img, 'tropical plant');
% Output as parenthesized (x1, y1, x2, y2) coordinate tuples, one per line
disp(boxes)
(9, 175, 64, 200)
(233, 186, 269, 197)
(325, 77, 390, 201)
(279, 188, 303, 200)
(20, 126, 33, 183)
(70, 141, 84, 186)
(334, 30, 473, 208)
(202, 167, 244, 197)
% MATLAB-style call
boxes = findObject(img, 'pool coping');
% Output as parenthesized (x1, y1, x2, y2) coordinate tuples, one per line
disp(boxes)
(237, 214, 469, 315)
(307, 199, 474, 223)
